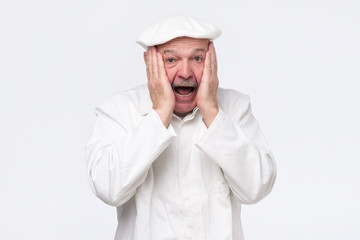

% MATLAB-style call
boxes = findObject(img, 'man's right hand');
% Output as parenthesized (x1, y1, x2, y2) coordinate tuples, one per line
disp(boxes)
(144, 47, 175, 127)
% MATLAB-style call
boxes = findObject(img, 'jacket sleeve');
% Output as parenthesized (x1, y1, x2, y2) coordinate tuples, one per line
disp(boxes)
(85, 101, 176, 207)
(195, 94, 276, 204)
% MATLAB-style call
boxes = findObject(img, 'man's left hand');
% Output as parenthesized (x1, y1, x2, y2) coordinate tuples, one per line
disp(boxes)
(196, 42, 219, 127)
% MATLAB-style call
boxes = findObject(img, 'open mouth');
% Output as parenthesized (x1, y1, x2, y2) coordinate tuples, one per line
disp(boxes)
(174, 86, 195, 96)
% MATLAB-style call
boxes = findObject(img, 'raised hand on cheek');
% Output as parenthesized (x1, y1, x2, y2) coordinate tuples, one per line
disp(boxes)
(145, 47, 175, 127)
(196, 42, 219, 127)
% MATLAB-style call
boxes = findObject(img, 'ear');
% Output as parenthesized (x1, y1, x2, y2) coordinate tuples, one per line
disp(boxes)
(143, 51, 147, 64)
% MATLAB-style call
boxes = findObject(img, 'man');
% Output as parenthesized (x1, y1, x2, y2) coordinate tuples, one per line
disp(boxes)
(86, 15, 276, 240)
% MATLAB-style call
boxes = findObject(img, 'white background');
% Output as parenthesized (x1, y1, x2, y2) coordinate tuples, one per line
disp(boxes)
(1, 0, 359, 239)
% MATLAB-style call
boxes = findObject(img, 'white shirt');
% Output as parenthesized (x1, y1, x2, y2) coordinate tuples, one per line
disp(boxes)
(86, 84, 276, 240)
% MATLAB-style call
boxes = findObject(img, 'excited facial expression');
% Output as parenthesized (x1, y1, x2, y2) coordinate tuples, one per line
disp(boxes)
(156, 37, 209, 117)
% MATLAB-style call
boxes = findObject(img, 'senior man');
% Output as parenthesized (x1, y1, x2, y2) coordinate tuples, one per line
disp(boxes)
(86, 15, 276, 240)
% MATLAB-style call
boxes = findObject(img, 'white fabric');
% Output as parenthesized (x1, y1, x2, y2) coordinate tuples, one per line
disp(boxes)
(136, 15, 221, 49)
(86, 84, 276, 240)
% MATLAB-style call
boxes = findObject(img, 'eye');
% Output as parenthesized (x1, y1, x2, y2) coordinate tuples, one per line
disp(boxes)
(166, 58, 175, 63)
(194, 56, 203, 62)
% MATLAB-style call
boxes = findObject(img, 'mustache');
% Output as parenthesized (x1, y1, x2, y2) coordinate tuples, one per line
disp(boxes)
(171, 79, 198, 88)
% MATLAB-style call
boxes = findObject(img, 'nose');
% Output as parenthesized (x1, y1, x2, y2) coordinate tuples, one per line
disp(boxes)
(178, 60, 192, 79)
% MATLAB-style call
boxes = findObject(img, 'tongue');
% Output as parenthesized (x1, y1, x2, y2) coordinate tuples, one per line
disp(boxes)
(176, 87, 192, 95)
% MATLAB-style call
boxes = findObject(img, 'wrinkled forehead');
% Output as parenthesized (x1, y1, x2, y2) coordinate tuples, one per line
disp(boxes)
(156, 37, 210, 54)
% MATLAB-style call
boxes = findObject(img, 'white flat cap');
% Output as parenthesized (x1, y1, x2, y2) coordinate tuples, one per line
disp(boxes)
(136, 15, 221, 49)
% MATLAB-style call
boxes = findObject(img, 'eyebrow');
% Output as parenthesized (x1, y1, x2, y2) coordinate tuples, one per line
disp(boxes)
(163, 48, 206, 55)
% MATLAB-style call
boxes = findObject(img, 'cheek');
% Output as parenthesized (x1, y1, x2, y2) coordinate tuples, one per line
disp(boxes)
(194, 65, 204, 82)
(165, 68, 177, 82)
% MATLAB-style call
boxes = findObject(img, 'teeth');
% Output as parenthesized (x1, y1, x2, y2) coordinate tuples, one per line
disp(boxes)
(175, 91, 193, 97)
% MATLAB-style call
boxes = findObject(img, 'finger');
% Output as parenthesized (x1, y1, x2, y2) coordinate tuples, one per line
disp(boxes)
(209, 42, 217, 73)
(150, 47, 159, 81)
(145, 50, 152, 81)
(143, 51, 147, 65)
(204, 47, 212, 78)
(147, 47, 158, 84)
(145, 47, 153, 76)
(156, 52, 168, 83)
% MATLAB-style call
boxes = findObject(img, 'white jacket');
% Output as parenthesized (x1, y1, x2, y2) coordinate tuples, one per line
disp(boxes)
(86, 84, 276, 240)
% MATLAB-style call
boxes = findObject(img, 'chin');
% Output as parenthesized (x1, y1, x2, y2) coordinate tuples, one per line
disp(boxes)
(174, 103, 196, 117)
